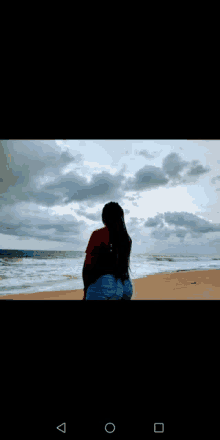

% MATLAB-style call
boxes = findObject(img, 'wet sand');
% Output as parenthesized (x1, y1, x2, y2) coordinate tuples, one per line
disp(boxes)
(0, 269, 219, 299)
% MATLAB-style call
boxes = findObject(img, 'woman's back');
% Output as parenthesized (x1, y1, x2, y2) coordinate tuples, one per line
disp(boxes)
(86, 226, 131, 284)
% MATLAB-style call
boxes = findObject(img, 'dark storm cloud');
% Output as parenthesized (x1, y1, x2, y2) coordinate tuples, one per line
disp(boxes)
(212, 172, 220, 192)
(0, 140, 79, 206)
(0, 203, 84, 242)
(144, 213, 164, 228)
(164, 212, 220, 234)
(74, 209, 102, 222)
(144, 211, 220, 242)
(123, 165, 169, 192)
(162, 152, 189, 178)
(135, 149, 155, 159)
(211, 175, 220, 184)
(33, 170, 125, 206)
(123, 153, 210, 193)
(151, 227, 172, 240)
(186, 160, 211, 176)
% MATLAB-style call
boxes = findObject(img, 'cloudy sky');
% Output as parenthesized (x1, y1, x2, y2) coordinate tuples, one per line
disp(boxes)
(0, 139, 220, 255)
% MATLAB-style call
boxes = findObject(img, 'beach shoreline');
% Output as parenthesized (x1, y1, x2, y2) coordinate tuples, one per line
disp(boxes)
(0, 269, 219, 300)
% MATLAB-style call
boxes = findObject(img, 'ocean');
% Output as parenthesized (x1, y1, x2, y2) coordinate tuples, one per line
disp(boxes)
(0, 249, 220, 297)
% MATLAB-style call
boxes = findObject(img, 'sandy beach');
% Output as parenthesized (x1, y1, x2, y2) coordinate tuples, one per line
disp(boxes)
(0, 269, 219, 300)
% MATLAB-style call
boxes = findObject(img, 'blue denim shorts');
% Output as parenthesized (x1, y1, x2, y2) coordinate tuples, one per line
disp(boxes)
(86, 274, 133, 300)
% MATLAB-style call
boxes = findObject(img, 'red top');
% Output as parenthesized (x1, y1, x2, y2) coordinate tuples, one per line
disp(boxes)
(85, 227, 111, 255)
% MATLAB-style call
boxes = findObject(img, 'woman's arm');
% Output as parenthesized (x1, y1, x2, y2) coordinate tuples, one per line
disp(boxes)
(82, 258, 96, 299)
(82, 231, 100, 299)
(82, 289, 87, 300)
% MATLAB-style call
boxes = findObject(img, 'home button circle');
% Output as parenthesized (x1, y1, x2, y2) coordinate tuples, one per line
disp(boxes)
(105, 423, 116, 433)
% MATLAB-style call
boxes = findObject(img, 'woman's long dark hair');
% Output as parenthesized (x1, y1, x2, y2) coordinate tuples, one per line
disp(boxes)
(102, 202, 132, 282)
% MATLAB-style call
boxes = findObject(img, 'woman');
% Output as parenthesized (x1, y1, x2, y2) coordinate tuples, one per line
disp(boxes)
(82, 202, 133, 300)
